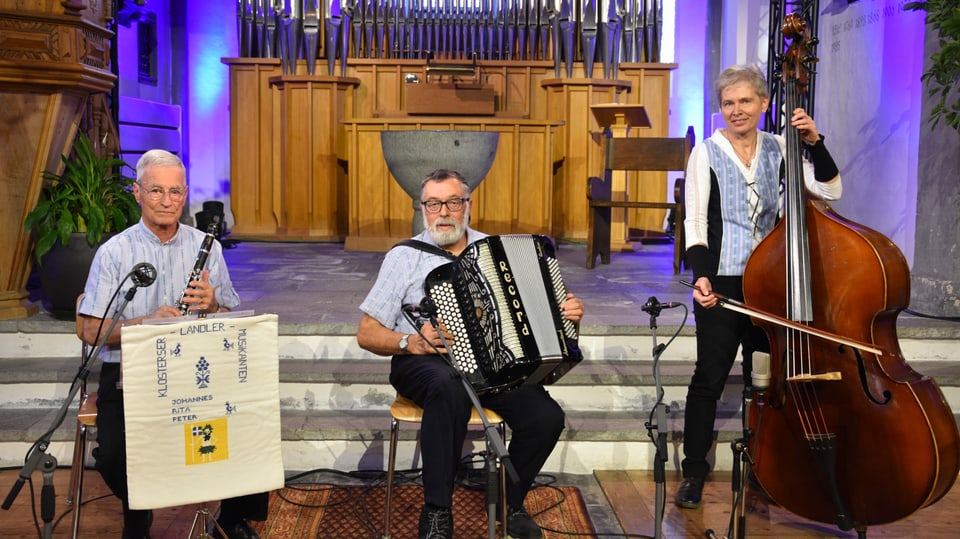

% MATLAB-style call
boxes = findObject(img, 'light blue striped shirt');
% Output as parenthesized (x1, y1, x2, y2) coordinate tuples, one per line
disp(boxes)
(360, 228, 487, 333)
(78, 220, 240, 363)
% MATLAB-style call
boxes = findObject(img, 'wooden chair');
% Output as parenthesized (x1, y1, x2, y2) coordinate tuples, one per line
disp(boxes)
(586, 126, 695, 273)
(66, 294, 97, 539)
(383, 394, 507, 538)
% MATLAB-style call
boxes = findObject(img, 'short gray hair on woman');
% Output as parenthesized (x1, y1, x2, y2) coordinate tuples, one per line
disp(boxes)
(135, 149, 185, 183)
(419, 168, 471, 198)
(715, 64, 769, 103)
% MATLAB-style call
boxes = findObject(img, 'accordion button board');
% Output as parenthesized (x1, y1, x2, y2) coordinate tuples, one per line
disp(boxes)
(424, 234, 583, 395)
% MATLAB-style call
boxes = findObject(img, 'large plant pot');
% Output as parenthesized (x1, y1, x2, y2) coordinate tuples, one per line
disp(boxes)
(39, 233, 112, 319)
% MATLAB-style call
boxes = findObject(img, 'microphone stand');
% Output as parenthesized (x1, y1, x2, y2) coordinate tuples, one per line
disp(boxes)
(405, 309, 520, 539)
(1, 284, 141, 539)
(642, 302, 668, 539)
(712, 373, 763, 539)
(715, 386, 758, 539)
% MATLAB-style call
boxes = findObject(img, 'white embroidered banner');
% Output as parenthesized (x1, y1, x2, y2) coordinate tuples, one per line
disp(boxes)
(121, 313, 284, 510)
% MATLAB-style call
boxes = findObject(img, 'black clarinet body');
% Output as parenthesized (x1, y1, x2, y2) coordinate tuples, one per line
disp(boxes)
(176, 230, 216, 315)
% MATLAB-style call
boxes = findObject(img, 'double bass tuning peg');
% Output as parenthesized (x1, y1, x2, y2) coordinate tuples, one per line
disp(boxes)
(802, 56, 820, 71)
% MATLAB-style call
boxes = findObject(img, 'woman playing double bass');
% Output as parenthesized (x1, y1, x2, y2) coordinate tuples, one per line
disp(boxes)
(675, 64, 843, 509)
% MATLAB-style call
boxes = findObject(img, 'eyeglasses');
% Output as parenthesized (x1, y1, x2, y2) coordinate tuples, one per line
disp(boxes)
(141, 184, 187, 202)
(421, 197, 469, 214)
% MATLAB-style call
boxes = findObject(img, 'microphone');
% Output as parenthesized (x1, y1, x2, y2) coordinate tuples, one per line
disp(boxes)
(418, 297, 438, 318)
(402, 297, 439, 318)
(402, 303, 423, 315)
(129, 262, 157, 288)
(752, 352, 771, 391)
(641, 296, 680, 315)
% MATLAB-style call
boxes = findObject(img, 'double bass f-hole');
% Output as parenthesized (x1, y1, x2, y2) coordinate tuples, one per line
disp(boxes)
(679, 280, 893, 406)
(843, 345, 892, 406)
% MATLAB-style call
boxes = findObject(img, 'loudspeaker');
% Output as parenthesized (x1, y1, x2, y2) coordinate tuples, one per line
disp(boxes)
(195, 201, 226, 240)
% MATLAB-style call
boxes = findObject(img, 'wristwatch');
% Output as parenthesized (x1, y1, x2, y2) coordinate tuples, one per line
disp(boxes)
(398, 334, 410, 353)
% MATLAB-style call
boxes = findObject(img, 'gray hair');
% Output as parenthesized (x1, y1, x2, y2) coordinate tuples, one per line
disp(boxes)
(136, 149, 185, 183)
(715, 65, 769, 103)
(419, 168, 471, 199)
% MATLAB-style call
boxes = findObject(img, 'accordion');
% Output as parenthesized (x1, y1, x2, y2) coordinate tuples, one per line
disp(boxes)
(424, 234, 582, 395)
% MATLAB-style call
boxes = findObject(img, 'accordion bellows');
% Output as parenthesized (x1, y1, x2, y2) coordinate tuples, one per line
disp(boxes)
(425, 234, 583, 395)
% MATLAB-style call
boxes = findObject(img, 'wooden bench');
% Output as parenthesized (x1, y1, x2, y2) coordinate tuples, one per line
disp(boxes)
(586, 126, 695, 273)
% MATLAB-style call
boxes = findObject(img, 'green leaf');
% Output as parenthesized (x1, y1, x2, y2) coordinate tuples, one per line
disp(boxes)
(23, 131, 140, 261)
(909, 0, 960, 133)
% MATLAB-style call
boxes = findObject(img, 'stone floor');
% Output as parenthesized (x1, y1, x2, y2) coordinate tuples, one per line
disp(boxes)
(215, 238, 695, 334)
(16, 237, 959, 340)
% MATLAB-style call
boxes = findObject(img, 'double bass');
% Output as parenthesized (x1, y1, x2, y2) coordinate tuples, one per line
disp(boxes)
(740, 13, 960, 534)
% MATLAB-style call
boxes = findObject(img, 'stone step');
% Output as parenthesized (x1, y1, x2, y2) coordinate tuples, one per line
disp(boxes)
(3, 324, 960, 360)
(0, 356, 734, 411)
(2, 327, 958, 473)
(5, 354, 960, 408)
(3, 353, 960, 472)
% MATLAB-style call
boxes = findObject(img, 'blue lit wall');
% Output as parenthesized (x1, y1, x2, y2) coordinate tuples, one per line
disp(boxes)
(668, 0, 709, 141)
(180, 0, 238, 226)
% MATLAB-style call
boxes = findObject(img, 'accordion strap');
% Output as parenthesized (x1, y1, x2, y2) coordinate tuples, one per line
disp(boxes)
(391, 239, 457, 260)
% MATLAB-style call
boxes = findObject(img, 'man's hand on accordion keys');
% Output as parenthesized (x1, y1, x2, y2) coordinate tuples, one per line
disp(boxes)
(410, 319, 455, 355)
(560, 293, 585, 324)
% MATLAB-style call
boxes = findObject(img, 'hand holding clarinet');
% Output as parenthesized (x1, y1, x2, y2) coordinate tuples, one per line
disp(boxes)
(176, 228, 220, 317)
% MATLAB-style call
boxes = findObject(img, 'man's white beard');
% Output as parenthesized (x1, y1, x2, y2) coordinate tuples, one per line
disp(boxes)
(423, 206, 469, 247)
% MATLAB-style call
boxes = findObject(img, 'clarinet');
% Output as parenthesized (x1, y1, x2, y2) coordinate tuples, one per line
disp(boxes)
(176, 228, 217, 316)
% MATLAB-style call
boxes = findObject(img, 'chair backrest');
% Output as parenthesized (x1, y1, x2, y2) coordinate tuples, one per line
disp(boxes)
(602, 125, 695, 173)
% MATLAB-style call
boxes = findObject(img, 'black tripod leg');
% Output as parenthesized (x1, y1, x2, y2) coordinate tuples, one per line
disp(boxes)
(486, 450, 498, 539)
(40, 455, 58, 539)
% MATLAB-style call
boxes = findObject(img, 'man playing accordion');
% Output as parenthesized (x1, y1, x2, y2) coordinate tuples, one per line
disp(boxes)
(357, 169, 585, 539)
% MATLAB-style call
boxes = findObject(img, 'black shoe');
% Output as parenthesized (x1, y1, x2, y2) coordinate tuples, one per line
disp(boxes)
(212, 518, 261, 539)
(417, 504, 453, 539)
(675, 476, 705, 509)
(503, 506, 543, 539)
(121, 509, 153, 539)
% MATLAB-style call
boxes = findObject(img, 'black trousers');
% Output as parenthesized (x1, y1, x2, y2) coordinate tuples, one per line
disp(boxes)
(390, 354, 565, 509)
(96, 363, 269, 528)
(680, 275, 769, 480)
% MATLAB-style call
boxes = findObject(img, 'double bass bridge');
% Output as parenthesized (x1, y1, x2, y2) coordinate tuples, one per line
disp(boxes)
(787, 371, 842, 383)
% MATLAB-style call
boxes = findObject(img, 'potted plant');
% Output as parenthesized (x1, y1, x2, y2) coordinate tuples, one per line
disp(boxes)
(24, 131, 140, 317)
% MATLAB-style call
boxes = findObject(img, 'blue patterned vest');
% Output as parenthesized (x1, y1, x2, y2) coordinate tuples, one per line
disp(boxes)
(704, 132, 782, 275)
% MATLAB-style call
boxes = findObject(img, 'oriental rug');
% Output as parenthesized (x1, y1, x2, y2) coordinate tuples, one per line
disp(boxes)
(252, 483, 595, 538)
